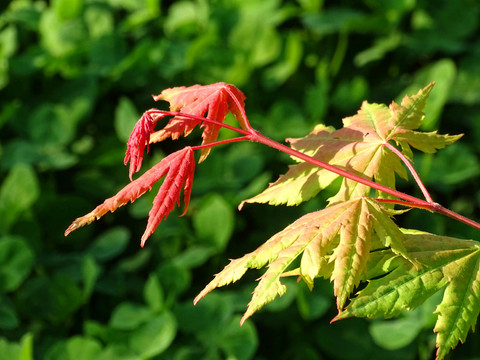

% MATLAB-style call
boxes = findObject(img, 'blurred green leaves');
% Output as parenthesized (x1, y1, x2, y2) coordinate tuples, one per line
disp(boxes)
(0, 165, 39, 233)
(39, 4, 87, 58)
(193, 194, 234, 251)
(115, 98, 139, 142)
(398, 59, 456, 130)
(0, 25, 17, 89)
(110, 302, 152, 330)
(0, 236, 34, 294)
(174, 292, 258, 359)
(0, 333, 33, 360)
(87, 227, 130, 262)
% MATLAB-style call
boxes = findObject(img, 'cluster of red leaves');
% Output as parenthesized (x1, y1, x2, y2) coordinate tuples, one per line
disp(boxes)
(65, 82, 248, 245)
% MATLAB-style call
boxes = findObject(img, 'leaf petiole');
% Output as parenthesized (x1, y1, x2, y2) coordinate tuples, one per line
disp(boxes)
(191, 136, 249, 151)
(384, 141, 434, 203)
(224, 86, 253, 131)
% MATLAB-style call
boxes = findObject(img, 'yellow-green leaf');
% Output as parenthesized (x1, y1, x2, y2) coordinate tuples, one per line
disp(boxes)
(337, 230, 480, 360)
(196, 198, 411, 322)
(243, 83, 461, 207)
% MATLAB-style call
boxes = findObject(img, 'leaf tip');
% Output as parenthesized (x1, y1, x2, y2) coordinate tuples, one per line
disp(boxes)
(193, 294, 202, 306)
(239, 314, 249, 326)
(331, 311, 347, 323)
(330, 315, 339, 324)
(140, 232, 150, 248)
(64, 213, 96, 236)
(64, 224, 75, 237)
(238, 201, 245, 211)
(194, 287, 212, 305)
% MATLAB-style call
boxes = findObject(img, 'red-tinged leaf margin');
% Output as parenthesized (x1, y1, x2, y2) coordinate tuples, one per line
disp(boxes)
(65, 147, 195, 246)
(150, 82, 248, 162)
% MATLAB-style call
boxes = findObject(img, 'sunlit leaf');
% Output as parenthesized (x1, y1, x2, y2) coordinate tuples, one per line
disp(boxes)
(242, 83, 461, 207)
(336, 230, 480, 359)
(196, 198, 410, 322)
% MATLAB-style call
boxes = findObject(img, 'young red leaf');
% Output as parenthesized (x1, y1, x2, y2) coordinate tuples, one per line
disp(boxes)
(65, 147, 195, 246)
(124, 111, 167, 180)
(140, 147, 195, 246)
(150, 82, 248, 162)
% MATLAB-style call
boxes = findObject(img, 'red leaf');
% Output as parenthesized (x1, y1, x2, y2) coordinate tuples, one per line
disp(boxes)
(124, 111, 166, 180)
(140, 147, 195, 246)
(65, 147, 195, 246)
(151, 82, 247, 162)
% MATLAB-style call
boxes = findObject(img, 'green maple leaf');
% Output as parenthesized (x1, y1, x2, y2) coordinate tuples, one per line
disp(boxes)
(336, 230, 480, 360)
(195, 198, 411, 323)
(241, 82, 461, 207)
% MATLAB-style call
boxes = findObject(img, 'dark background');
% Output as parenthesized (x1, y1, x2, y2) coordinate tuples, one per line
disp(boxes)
(1, 0, 480, 359)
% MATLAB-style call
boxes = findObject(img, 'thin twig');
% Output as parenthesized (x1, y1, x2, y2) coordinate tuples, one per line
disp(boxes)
(374, 198, 433, 211)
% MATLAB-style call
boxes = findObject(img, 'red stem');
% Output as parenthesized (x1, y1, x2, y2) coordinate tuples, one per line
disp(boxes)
(249, 131, 480, 230)
(248, 130, 431, 207)
(434, 204, 480, 231)
(375, 198, 480, 231)
(374, 198, 432, 211)
(384, 142, 434, 203)
(191, 136, 249, 151)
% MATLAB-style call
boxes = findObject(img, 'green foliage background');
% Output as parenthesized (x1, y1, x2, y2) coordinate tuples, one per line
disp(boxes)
(1, 0, 480, 359)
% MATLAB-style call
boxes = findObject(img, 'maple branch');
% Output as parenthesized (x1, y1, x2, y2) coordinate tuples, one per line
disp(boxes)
(143, 110, 480, 233)
(248, 130, 480, 231)
(433, 204, 480, 231)
(384, 142, 434, 203)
